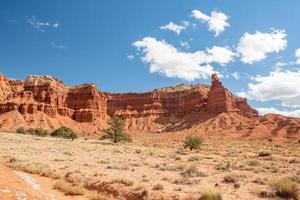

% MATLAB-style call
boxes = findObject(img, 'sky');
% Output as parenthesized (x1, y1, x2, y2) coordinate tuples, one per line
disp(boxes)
(1, 0, 300, 117)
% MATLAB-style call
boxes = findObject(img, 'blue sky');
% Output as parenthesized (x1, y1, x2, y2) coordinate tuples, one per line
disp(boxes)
(1, 0, 300, 117)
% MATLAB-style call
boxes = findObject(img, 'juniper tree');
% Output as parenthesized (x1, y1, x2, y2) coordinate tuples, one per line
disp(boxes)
(101, 116, 131, 143)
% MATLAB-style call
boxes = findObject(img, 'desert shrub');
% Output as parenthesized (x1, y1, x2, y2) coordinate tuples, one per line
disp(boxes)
(89, 191, 115, 200)
(184, 136, 204, 151)
(53, 179, 84, 196)
(223, 173, 239, 183)
(100, 116, 131, 143)
(152, 183, 164, 190)
(269, 178, 299, 199)
(28, 128, 50, 137)
(51, 126, 78, 140)
(0, 123, 2, 129)
(258, 150, 272, 157)
(16, 127, 25, 134)
(200, 187, 222, 200)
(181, 165, 206, 178)
(110, 178, 133, 186)
(215, 161, 231, 171)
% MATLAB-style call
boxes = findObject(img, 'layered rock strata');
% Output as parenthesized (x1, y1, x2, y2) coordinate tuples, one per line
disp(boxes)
(0, 72, 299, 138)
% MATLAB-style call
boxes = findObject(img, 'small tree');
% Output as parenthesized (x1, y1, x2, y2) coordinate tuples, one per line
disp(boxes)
(184, 136, 204, 151)
(16, 127, 25, 134)
(101, 116, 131, 143)
(51, 126, 78, 140)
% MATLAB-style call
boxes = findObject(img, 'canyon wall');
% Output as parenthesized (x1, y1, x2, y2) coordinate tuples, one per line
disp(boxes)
(206, 74, 258, 117)
(1, 72, 283, 135)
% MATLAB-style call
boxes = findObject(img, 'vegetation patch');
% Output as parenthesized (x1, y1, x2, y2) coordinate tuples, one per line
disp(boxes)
(27, 128, 50, 137)
(100, 116, 131, 143)
(53, 179, 85, 196)
(200, 187, 222, 200)
(258, 150, 271, 157)
(269, 178, 299, 199)
(184, 136, 204, 151)
(181, 165, 207, 178)
(16, 127, 25, 134)
(51, 126, 78, 140)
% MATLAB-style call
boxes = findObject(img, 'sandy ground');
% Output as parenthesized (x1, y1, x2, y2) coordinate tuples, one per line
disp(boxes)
(0, 132, 299, 199)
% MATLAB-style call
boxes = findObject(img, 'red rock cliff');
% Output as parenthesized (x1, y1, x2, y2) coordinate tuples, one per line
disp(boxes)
(5, 73, 296, 137)
(206, 74, 258, 117)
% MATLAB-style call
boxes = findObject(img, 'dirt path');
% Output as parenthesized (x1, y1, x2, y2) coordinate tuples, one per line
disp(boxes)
(0, 165, 87, 200)
(0, 164, 40, 200)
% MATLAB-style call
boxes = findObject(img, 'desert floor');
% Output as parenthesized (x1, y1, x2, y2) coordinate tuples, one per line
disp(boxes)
(0, 132, 299, 200)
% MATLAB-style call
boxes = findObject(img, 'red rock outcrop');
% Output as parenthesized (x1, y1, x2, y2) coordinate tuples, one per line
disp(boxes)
(0, 73, 23, 101)
(0, 72, 299, 138)
(206, 74, 258, 117)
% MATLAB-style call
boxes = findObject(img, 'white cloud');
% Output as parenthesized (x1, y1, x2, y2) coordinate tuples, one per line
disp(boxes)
(256, 107, 300, 118)
(133, 37, 235, 81)
(243, 70, 300, 110)
(26, 16, 60, 32)
(127, 55, 135, 61)
(180, 41, 190, 49)
(295, 48, 300, 64)
(206, 46, 237, 66)
(160, 22, 188, 35)
(52, 22, 60, 28)
(231, 72, 240, 80)
(275, 62, 288, 67)
(191, 10, 229, 36)
(51, 42, 68, 49)
(237, 29, 287, 64)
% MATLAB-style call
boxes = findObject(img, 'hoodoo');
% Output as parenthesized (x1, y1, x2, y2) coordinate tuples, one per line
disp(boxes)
(0, 72, 299, 137)
(206, 74, 258, 117)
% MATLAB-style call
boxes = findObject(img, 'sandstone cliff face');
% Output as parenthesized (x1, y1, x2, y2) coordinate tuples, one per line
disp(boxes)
(206, 74, 258, 117)
(0, 73, 23, 101)
(0, 73, 299, 138)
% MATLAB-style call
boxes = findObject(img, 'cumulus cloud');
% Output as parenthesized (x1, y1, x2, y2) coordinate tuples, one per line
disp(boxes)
(256, 107, 300, 118)
(295, 48, 300, 64)
(26, 16, 60, 32)
(206, 46, 237, 66)
(243, 70, 300, 110)
(237, 29, 287, 64)
(133, 37, 235, 81)
(160, 22, 188, 35)
(191, 10, 229, 36)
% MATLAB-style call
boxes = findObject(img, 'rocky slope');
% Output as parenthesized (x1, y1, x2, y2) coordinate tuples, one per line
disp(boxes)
(0, 72, 299, 138)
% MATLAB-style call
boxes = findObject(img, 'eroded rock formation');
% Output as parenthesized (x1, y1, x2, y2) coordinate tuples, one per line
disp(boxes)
(206, 74, 258, 117)
(0, 72, 299, 138)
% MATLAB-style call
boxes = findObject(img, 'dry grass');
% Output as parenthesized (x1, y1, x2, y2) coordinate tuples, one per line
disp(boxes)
(88, 191, 115, 200)
(152, 183, 164, 190)
(0, 132, 299, 199)
(269, 178, 299, 199)
(53, 179, 85, 196)
(200, 187, 222, 200)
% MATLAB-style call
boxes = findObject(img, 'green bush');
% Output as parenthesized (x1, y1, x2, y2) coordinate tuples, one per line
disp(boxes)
(184, 136, 204, 151)
(51, 126, 78, 140)
(100, 116, 131, 143)
(16, 127, 25, 134)
(28, 128, 50, 137)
